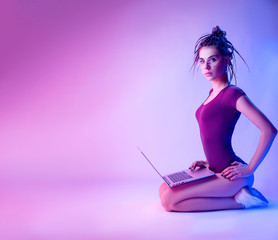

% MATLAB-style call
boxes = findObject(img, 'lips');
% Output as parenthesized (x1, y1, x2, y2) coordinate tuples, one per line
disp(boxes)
(204, 72, 212, 76)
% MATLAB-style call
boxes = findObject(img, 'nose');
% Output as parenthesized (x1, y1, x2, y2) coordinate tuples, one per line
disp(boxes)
(205, 61, 211, 70)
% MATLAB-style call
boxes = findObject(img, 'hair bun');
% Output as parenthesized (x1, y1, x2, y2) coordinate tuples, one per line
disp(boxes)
(212, 26, 226, 38)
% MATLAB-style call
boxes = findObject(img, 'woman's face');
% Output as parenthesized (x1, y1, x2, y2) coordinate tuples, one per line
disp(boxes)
(198, 46, 228, 81)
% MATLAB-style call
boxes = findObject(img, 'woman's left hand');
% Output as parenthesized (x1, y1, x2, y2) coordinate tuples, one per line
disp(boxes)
(221, 162, 252, 181)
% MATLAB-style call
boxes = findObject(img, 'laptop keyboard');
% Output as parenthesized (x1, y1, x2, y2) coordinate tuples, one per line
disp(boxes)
(168, 171, 193, 183)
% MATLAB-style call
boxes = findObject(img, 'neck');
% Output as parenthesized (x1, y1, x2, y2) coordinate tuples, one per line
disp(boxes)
(211, 74, 229, 92)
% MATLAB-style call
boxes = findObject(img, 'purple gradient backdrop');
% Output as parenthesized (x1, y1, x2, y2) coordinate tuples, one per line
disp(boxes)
(0, 0, 277, 191)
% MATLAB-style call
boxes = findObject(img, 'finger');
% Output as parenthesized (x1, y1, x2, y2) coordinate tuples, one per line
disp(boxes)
(231, 162, 238, 166)
(192, 164, 198, 171)
(223, 169, 238, 179)
(222, 169, 233, 177)
(221, 168, 228, 175)
(222, 163, 240, 175)
(189, 163, 196, 171)
(229, 175, 238, 181)
(224, 172, 234, 180)
(224, 165, 235, 171)
(221, 167, 233, 176)
(234, 171, 242, 177)
(193, 161, 203, 168)
(195, 161, 201, 166)
(231, 161, 240, 166)
(230, 172, 242, 180)
(223, 165, 238, 174)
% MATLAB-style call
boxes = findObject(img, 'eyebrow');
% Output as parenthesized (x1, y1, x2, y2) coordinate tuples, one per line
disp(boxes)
(199, 55, 218, 59)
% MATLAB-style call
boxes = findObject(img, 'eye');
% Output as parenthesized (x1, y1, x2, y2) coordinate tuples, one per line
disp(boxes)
(210, 57, 218, 62)
(198, 59, 205, 64)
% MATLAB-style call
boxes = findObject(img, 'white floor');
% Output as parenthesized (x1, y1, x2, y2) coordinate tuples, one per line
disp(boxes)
(1, 180, 278, 240)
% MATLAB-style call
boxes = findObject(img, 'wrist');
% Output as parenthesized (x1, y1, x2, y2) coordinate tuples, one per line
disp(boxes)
(246, 165, 255, 174)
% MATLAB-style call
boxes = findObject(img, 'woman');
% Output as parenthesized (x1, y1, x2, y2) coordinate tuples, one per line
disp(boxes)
(159, 26, 277, 212)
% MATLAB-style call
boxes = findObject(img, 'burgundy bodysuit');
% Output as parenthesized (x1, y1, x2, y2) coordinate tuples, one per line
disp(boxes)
(196, 85, 246, 173)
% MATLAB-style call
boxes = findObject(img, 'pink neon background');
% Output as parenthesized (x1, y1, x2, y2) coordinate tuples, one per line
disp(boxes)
(1, 0, 277, 185)
(0, 0, 277, 239)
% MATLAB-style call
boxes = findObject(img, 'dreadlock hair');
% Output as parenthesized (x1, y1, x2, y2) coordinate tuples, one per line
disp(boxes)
(191, 26, 249, 85)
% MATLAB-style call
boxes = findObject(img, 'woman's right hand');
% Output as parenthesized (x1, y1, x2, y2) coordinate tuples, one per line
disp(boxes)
(189, 160, 209, 171)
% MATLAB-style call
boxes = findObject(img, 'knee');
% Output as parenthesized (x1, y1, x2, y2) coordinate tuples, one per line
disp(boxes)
(161, 196, 174, 212)
(159, 182, 168, 197)
(159, 187, 176, 212)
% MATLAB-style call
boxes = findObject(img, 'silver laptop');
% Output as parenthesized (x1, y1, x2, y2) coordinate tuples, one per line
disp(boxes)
(138, 147, 215, 187)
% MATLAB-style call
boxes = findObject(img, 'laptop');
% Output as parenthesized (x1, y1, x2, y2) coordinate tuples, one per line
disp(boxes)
(138, 147, 215, 187)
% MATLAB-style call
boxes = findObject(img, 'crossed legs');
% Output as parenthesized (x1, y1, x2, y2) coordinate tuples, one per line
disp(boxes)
(159, 173, 254, 212)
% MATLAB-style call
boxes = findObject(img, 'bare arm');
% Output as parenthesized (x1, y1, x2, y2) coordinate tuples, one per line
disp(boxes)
(221, 95, 277, 180)
(236, 95, 277, 173)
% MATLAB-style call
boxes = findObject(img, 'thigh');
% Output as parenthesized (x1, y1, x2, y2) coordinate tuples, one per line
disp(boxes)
(160, 173, 254, 204)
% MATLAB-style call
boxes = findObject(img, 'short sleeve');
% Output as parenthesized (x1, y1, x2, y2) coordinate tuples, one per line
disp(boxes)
(224, 86, 246, 108)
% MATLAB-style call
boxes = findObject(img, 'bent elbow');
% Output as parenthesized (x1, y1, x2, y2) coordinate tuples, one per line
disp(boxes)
(267, 124, 277, 139)
(272, 126, 278, 138)
(260, 124, 277, 140)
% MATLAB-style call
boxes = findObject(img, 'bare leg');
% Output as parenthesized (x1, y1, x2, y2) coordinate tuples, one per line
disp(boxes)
(159, 173, 254, 212)
(170, 197, 243, 212)
(159, 181, 169, 198)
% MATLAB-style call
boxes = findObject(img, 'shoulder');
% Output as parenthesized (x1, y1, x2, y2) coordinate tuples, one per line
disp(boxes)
(225, 85, 246, 95)
(223, 85, 247, 108)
